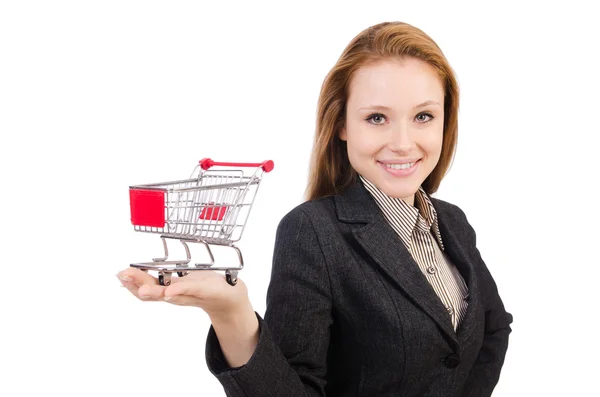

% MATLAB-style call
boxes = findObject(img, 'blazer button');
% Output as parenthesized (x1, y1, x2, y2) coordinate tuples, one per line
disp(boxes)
(443, 353, 460, 368)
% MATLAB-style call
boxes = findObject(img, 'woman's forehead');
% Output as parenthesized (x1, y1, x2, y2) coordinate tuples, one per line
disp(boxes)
(348, 59, 444, 109)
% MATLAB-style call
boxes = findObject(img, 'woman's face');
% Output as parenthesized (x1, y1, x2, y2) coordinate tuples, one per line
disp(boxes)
(340, 57, 445, 206)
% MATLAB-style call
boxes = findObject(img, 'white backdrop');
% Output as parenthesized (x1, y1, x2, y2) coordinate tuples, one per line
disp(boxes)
(1, 1, 598, 396)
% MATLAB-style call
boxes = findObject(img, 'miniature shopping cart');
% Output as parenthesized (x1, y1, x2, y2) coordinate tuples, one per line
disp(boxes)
(129, 158, 274, 286)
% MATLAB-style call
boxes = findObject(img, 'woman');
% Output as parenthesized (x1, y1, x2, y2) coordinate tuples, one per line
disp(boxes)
(117, 21, 512, 396)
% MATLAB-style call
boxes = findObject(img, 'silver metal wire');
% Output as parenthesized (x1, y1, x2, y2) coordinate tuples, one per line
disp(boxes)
(129, 162, 269, 286)
(130, 167, 264, 244)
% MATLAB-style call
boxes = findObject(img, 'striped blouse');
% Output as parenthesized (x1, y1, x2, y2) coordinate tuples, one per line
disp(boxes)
(360, 176, 469, 331)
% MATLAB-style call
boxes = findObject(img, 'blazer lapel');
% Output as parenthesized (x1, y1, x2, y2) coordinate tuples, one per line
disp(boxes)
(431, 197, 480, 340)
(335, 182, 458, 345)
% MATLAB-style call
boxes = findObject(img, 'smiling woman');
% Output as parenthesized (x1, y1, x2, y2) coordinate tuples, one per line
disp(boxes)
(305, 25, 460, 208)
(340, 58, 446, 205)
(118, 20, 512, 397)
(201, 21, 511, 397)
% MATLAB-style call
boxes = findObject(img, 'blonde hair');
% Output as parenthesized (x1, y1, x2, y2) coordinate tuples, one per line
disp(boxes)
(305, 21, 460, 201)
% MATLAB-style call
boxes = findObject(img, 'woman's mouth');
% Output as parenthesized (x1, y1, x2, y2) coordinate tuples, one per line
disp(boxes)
(378, 159, 420, 176)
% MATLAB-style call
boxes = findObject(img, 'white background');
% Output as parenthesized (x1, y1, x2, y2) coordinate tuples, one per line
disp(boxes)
(1, 1, 598, 396)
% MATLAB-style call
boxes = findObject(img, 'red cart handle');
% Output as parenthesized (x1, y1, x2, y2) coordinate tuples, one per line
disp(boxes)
(200, 158, 274, 172)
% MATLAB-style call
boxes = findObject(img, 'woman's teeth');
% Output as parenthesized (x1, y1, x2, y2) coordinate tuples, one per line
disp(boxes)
(384, 162, 416, 170)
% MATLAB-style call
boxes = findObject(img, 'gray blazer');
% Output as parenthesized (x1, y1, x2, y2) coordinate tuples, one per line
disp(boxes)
(206, 180, 513, 397)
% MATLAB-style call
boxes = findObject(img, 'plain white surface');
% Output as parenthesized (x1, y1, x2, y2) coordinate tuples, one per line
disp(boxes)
(1, 1, 598, 396)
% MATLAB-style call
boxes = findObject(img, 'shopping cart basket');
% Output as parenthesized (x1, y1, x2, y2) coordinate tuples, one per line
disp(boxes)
(129, 158, 274, 286)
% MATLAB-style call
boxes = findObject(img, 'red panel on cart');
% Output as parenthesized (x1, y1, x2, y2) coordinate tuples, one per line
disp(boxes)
(200, 203, 227, 221)
(130, 189, 165, 227)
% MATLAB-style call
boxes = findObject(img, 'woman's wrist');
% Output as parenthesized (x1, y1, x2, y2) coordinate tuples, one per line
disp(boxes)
(208, 301, 258, 328)
(209, 300, 260, 368)
(207, 298, 255, 325)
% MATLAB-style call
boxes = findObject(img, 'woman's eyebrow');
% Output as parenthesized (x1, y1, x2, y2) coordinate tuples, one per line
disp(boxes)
(358, 105, 392, 111)
(358, 100, 441, 112)
(415, 100, 441, 109)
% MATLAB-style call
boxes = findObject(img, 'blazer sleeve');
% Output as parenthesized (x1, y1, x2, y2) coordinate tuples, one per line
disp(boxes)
(205, 207, 333, 397)
(459, 208, 513, 397)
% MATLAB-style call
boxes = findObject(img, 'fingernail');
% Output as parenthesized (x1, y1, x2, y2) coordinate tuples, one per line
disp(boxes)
(119, 275, 133, 282)
(139, 295, 150, 299)
(164, 295, 172, 301)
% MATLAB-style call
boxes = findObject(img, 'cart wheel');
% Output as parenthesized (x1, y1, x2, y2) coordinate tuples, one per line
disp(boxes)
(177, 271, 189, 277)
(226, 271, 238, 286)
(159, 273, 171, 286)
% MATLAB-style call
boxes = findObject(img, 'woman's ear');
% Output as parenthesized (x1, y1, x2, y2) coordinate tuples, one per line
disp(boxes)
(339, 127, 347, 141)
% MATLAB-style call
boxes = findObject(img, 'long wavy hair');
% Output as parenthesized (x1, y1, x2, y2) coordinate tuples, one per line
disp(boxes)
(305, 21, 460, 201)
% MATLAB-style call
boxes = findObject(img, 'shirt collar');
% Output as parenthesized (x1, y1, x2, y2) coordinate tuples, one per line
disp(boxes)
(359, 175, 445, 251)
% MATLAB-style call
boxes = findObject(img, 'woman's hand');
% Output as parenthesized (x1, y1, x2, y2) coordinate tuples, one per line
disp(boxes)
(117, 267, 260, 367)
(116, 268, 251, 319)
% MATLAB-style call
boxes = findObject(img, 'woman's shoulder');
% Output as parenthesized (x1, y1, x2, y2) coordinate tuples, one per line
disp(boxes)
(277, 196, 337, 230)
(428, 195, 476, 240)
(429, 195, 468, 219)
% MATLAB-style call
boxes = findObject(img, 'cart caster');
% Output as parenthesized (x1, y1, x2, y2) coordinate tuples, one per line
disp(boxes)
(158, 272, 172, 286)
(177, 271, 189, 277)
(226, 271, 238, 286)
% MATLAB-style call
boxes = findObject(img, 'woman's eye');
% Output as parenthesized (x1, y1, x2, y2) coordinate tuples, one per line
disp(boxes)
(416, 112, 434, 123)
(366, 113, 387, 125)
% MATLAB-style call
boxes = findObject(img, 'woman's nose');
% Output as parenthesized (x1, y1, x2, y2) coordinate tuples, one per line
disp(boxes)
(387, 124, 415, 151)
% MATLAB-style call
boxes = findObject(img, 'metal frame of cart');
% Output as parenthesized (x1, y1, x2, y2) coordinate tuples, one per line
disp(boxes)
(129, 158, 274, 286)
